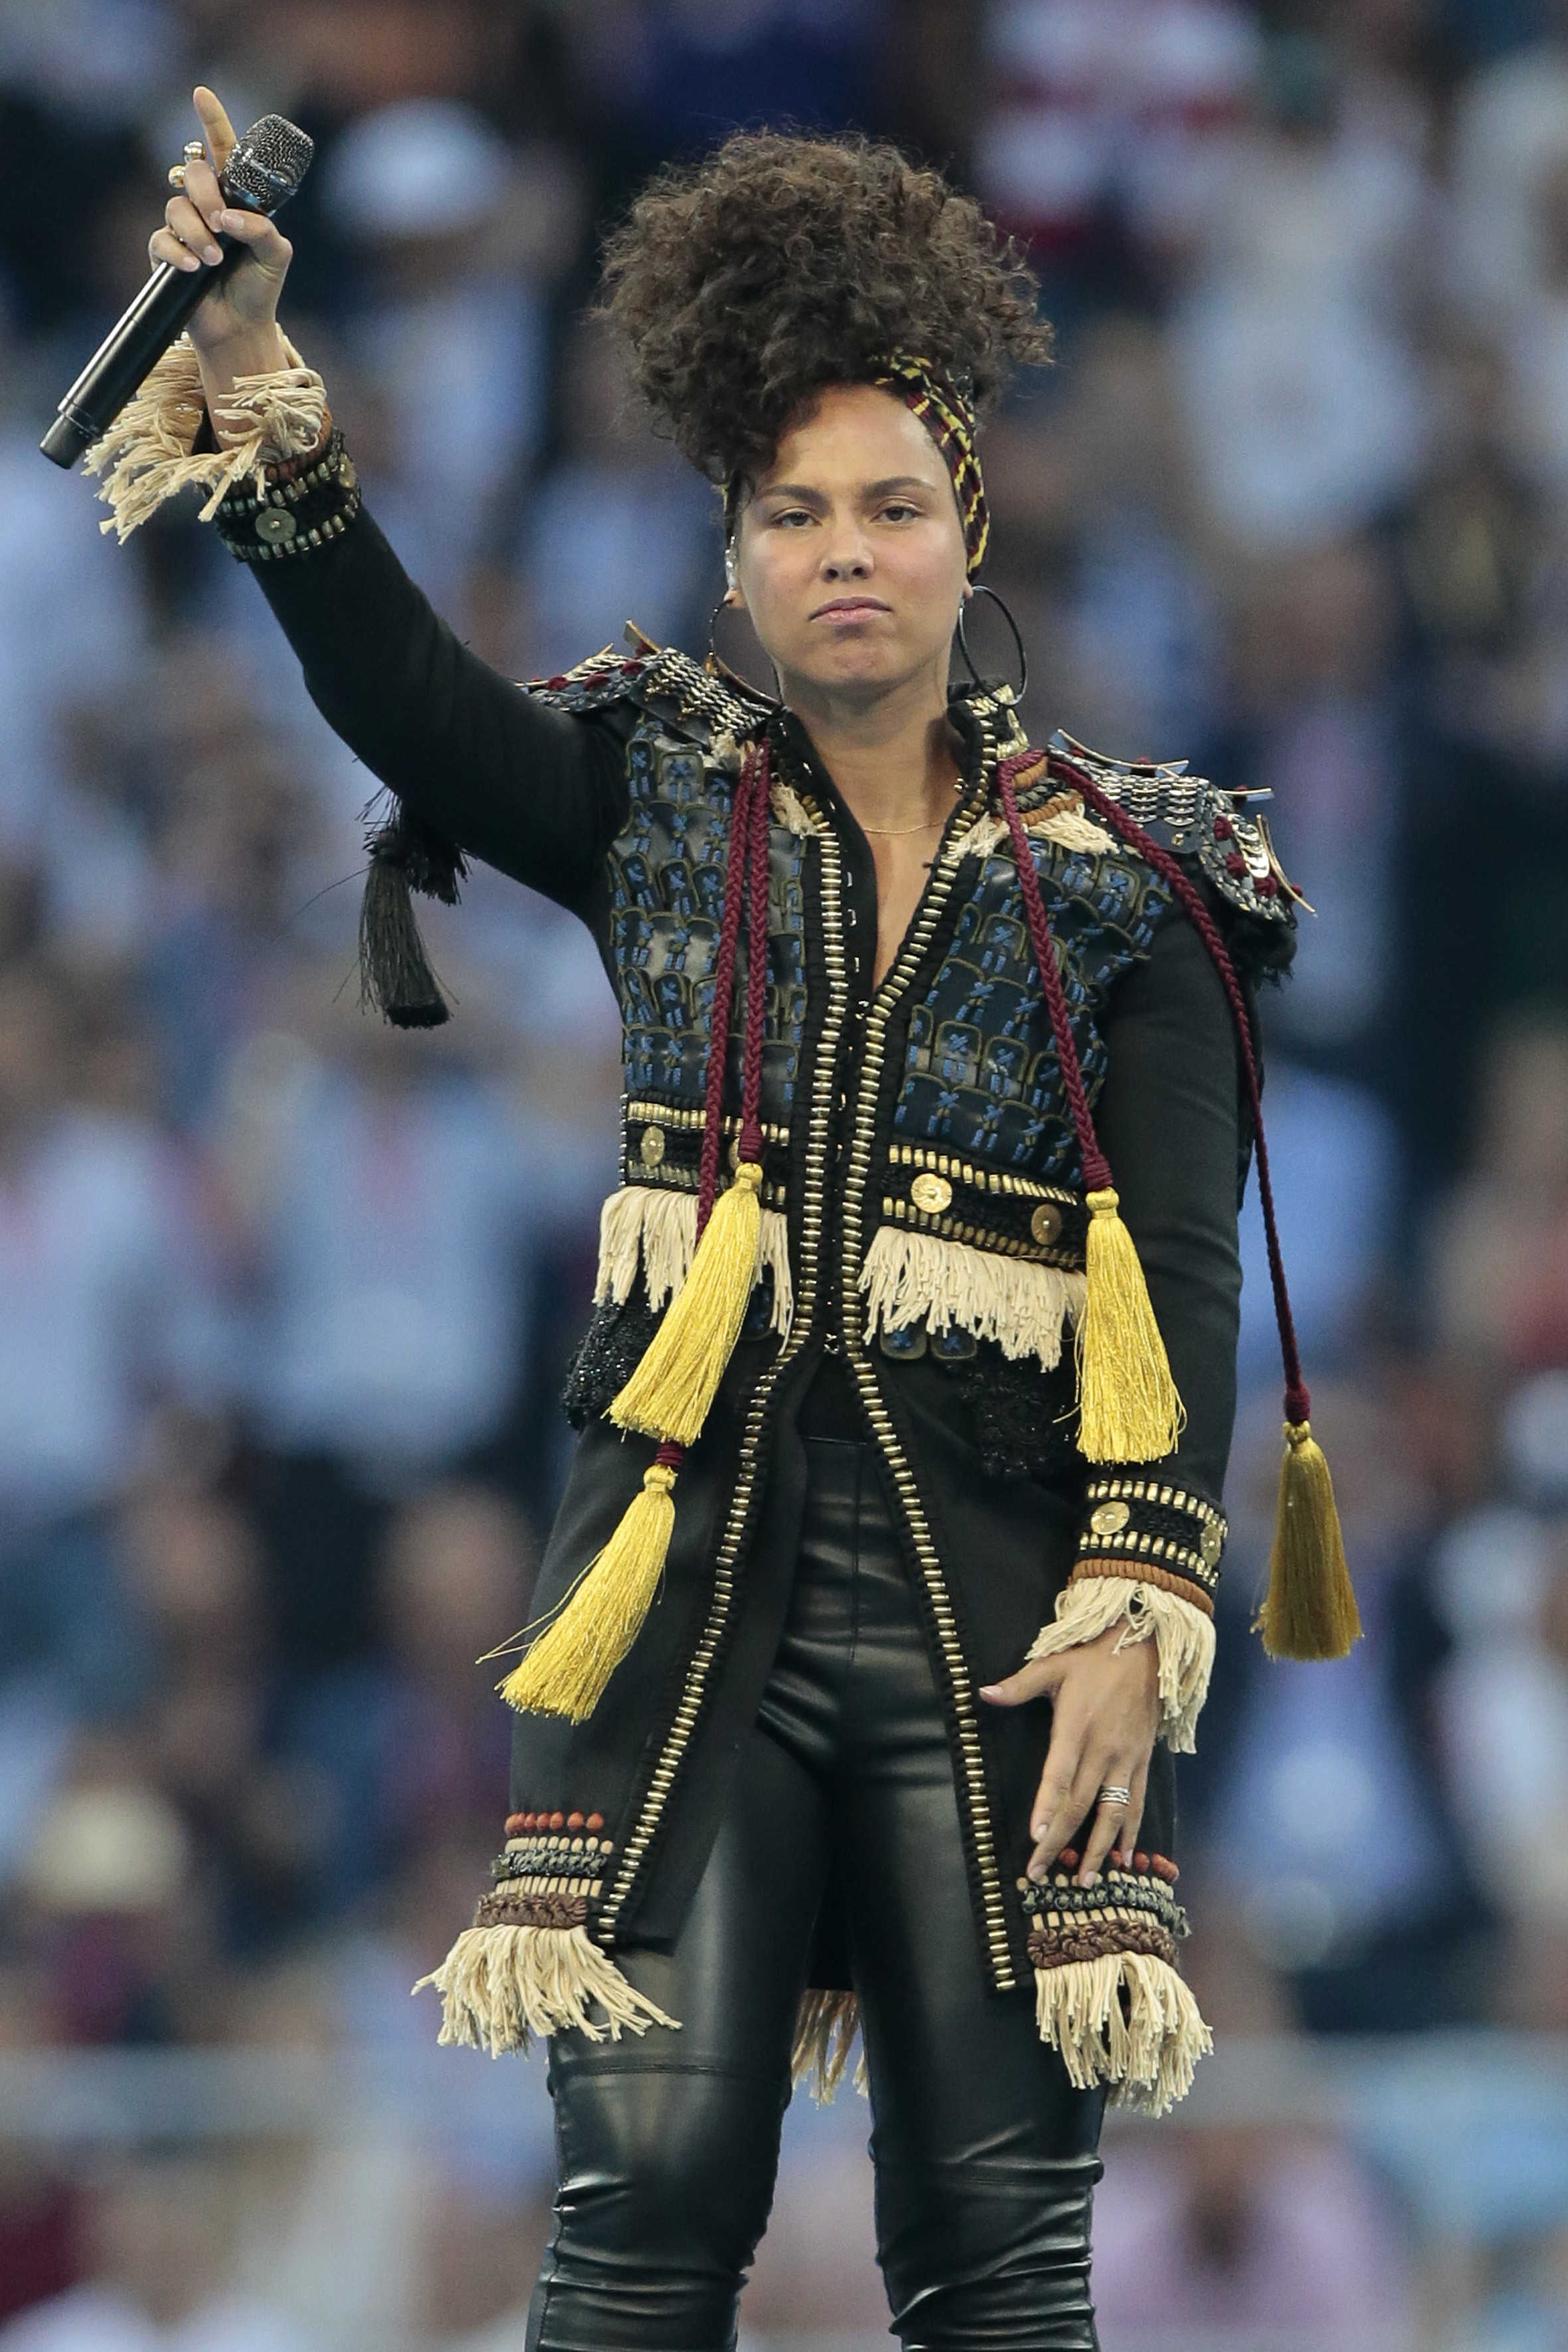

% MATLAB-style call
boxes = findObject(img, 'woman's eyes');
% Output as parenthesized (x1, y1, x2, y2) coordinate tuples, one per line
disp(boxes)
(768, 503, 922, 527)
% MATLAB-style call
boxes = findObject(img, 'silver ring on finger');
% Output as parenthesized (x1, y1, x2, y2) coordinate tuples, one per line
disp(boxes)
(168, 141, 205, 191)
(168, 165, 187, 190)
(1097, 1784, 1132, 1810)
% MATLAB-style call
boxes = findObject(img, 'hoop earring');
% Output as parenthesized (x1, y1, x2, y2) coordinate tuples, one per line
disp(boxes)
(707, 596, 784, 704)
(955, 582, 1028, 703)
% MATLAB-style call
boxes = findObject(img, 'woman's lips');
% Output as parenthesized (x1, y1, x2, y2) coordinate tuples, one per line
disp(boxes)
(812, 599, 889, 621)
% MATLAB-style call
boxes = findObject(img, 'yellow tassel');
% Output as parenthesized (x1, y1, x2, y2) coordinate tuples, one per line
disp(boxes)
(497, 1462, 677, 1721)
(1075, 1186, 1184, 1460)
(1255, 1419, 1361, 1661)
(609, 1164, 763, 1444)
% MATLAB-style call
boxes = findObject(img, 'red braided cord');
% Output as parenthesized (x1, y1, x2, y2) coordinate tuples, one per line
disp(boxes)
(696, 744, 759, 1235)
(738, 739, 771, 1164)
(995, 751, 1113, 1193)
(1047, 750, 1310, 1425)
(658, 745, 768, 1486)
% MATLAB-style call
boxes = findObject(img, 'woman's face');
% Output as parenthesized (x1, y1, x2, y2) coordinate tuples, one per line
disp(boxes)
(730, 382, 970, 705)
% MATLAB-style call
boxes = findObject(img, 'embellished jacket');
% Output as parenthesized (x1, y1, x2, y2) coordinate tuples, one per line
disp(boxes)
(238, 500, 1298, 2114)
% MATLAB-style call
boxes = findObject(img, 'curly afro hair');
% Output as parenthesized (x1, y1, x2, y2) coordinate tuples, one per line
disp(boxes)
(595, 131, 1052, 497)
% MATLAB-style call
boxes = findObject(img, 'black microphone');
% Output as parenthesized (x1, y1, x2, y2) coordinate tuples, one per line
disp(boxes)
(39, 113, 315, 469)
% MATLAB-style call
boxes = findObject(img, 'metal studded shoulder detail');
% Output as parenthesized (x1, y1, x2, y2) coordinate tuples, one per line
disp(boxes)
(1047, 729, 1303, 928)
(524, 636, 770, 751)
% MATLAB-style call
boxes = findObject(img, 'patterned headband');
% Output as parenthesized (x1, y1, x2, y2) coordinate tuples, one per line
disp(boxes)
(870, 351, 989, 576)
(721, 349, 989, 577)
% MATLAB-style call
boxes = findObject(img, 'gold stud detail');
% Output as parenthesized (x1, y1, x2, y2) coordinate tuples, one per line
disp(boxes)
(256, 508, 298, 546)
(1090, 1500, 1131, 1537)
(1030, 1201, 1062, 1246)
(911, 1172, 952, 1214)
(638, 1126, 666, 1167)
(1200, 1519, 1224, 1567)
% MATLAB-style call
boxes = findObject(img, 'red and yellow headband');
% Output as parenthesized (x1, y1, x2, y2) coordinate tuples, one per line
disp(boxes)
(722, 349, 989, 577)
(870, 351, 989, 575)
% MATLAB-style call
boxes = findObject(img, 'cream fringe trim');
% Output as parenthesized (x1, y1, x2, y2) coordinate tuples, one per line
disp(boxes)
(954, 793, 1116, 862)
(1025, 1575, 1215, 1754)
(790, 1988, 869, 2104)
(595, 1181, 793, 1339)
(706, 734, 811, 837)
(412, 1924, 680, 2056)
(1035, 1951, 1211, 2116)
(83, 331, 327, 542)
(788, 1967, 1208, 2118)
(768, 776, 815, 836)
(859, 1223, 1084, 1370)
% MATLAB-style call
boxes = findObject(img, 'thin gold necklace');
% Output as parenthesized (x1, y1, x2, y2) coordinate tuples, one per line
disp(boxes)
(860, 812, 949, 836)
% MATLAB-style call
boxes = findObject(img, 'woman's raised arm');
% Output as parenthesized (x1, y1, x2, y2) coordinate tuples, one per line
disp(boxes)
(133, 86, 631, 913)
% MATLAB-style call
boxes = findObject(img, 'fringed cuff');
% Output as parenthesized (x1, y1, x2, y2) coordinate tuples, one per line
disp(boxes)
(82, 331, 329, 542)
(1025, 1570, 1216, 1753)
(1034, 1949, 1211, 2116)
(1022, 1852, 1210, 2114)
(412, 1921, 679, 2056)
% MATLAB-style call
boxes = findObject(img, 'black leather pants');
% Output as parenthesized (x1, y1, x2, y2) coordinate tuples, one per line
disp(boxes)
(525, 1436, 1105, 2351)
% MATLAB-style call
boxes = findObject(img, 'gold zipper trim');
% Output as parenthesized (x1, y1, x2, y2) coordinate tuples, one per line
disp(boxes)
(882, 1196, 1085, 1267)
(842, 727, 1018, 1992)
(621, 1166, 789, 1210)
(599, 804, 849, 1940)
(886, 1140, 1076, 1206)
(625, 1099, 792, 1146)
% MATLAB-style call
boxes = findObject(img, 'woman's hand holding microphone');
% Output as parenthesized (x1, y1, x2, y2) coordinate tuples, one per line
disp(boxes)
(151, 87, 294, 439)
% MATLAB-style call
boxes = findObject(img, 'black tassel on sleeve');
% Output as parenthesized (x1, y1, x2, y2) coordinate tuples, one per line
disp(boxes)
(358, 797, 469, 1029)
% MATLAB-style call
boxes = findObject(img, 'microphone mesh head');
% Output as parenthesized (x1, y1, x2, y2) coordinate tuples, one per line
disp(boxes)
(222, 116, 315, 215)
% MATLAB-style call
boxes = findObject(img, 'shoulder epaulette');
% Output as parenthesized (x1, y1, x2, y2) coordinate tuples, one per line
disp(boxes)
(1048, 730, 1306, 925)
(524, 632, 769, 751)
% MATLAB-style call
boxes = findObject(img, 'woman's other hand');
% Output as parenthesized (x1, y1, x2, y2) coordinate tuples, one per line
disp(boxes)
(149, 87, 291, 387)
(979, 1624, 1158, 1888)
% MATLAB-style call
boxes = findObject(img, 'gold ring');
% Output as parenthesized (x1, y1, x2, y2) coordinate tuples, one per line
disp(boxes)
(167, 164, 187, 191)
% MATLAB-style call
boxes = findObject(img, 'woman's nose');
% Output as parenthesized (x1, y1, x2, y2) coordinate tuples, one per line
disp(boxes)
(822, 538, 872, 578)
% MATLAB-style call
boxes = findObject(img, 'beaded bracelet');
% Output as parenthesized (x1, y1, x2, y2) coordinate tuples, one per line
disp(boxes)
(1068, 1556, 1216, 1616)
(213, 426, 362, 564)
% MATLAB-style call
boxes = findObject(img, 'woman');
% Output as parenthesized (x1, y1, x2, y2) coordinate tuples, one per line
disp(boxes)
(97, 87, 1355, 2351)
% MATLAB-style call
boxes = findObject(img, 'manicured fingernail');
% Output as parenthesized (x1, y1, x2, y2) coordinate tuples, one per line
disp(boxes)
(203, 244, 222, 264)
(220, 210, 246, 230)
(978, 1684, 998, 1697)
(1078, 1869, 1100, 1887)
(1028, 1860, 1046, 1881)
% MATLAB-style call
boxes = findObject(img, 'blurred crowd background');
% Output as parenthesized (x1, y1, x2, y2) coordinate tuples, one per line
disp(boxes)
(1, 0, 1568, 2345)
